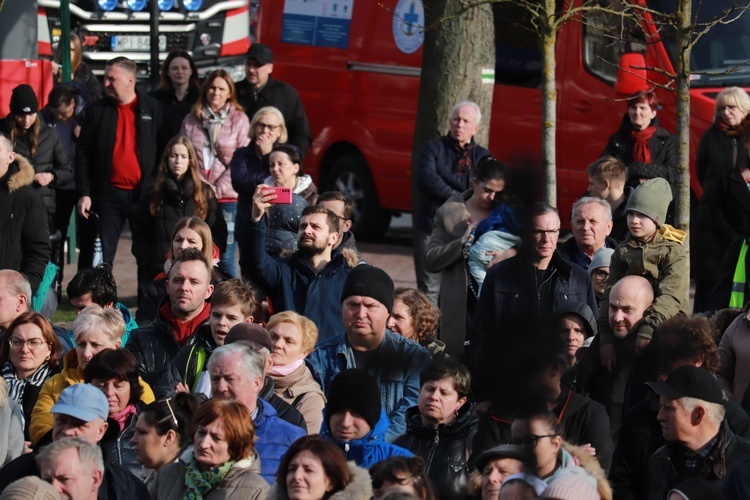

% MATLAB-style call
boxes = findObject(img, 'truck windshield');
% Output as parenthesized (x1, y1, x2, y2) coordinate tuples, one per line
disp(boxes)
(648, 0, 750, 86)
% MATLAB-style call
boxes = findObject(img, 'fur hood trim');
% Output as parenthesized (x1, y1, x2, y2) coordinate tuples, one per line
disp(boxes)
(562, 441, 613, 500)
(281, 247, 359, 269)
(6, 155, 35, 192)
(267, 461, 372, 500)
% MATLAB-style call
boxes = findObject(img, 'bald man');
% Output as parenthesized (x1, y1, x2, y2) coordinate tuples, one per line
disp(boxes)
(579, 276, 654, 438)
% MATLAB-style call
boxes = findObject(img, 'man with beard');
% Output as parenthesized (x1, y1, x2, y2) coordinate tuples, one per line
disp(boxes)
(241, 200, 354, 341)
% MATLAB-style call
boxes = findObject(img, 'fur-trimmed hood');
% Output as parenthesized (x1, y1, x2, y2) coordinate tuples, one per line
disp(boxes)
(560, 441, 613, 500)
(280, 246, 360, 268)
(4, 155, 35, 193)
(267, 461, 372, 500)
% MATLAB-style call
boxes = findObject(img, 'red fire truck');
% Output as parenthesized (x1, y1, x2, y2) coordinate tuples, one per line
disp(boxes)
(256, 0, 750, 239)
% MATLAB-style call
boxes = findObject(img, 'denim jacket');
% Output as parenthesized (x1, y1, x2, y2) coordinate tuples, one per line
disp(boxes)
(306, 330, 430, 441)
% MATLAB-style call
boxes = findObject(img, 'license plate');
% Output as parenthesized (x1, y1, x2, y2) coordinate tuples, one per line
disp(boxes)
(111, 35, 167, 52)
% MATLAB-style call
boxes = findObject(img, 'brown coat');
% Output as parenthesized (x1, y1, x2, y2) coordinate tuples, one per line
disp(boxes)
(149, 448, 269, 500)
(424, 191, 472, 356)
(267, 461, 372, 500)
(271, 364, 326, 434)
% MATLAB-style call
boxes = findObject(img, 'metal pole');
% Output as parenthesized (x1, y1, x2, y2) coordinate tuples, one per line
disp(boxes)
(149, 0, 160, 89)
(61, 0, 71, 83)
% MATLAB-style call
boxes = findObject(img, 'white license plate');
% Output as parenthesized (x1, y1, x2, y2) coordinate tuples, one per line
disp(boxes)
(111, 35, 167, 51)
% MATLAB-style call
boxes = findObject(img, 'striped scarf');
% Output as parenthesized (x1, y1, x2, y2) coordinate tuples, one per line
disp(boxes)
(2, 360, 51, 404)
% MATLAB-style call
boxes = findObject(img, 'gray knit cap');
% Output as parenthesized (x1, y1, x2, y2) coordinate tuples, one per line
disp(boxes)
(589, 247, 614, 273)
(625, 177, 672, 227)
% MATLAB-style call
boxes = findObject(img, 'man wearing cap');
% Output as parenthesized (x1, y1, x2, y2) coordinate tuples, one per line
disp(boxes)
(75, 56, 162, 267)
(646, 365, 750, 498)
(558, 197, 617, 270)
(0, 384, 148, 497)
(0, 134, 49, 294)
(322, 369, 412, 468)
(206, 342, 305, 483)
(242, 203, 356, 342)
(235, 43, 312, 158)
(473, 445, 536, 499)
(306, 264, 431, 441)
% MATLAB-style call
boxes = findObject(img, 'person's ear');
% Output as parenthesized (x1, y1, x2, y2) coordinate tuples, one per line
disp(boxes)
(691, 406, 706, 426)
(17, 293, 29, 313)
(343, 219, 353, 233)
(244, 315, 254, 324)
(91, 468, 104, 490)
(267, 63, 274, 74)
(204, 283, 215, 300)
(163, 429, 178, 446)
(114, 339, 122, 349)
(455, 396, 467, 412)
(97, 420, 109, 442)
(328, 231, 339, 248)
(603, 179, 611, 191)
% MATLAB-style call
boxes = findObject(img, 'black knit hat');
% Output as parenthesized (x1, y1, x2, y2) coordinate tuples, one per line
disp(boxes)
(10, 84, 39, 115)
(326, 369, 381, 430)
(341, 265, 394, 313)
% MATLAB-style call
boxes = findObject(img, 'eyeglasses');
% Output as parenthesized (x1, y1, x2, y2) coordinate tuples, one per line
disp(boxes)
(593, 269, 609, 280)
(530, 229, 560, 238)
(156, 398, 178, 429)
(508, 434, 558, 448)
(8, 337, 47, 350)
(254, 122, 279, 132)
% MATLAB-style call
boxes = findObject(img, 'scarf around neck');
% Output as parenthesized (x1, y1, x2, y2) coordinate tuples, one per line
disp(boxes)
(268, 358, 305, 377)
(717, 115, 750, 137)
(201, 105, 231, 153)
(630, 126, 657, 163)
(444, 134, 475, 176)
(2, 360, 51, 404)
(183, 453, 235, 500)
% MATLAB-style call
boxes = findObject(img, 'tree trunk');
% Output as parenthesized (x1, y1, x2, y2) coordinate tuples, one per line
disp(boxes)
(411, 0, 495, 205)
(541, 0, 558, 207)
(674, 0, 691, 282)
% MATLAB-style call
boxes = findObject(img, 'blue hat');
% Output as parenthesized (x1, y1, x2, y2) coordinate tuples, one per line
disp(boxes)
(51, 383, 109, 422)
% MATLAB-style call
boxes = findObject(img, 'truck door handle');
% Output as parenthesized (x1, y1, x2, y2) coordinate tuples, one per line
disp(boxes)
(573, 101, 593, 113)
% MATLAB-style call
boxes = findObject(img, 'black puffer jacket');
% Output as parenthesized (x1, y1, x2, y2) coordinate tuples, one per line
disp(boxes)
(102, 405, 142, 477)
(0, 156, 50, 293)
(130, 175, 227, 279)
(601, 114, 678, 186)
(148, 86, 199, 154)
(0, 115, 72, 216)
(393, 404, 478, 500)
(75, 91, 162, 198)
(125, 300, 210, 386)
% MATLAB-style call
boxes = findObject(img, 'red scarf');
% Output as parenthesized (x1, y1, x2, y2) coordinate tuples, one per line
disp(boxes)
(630, 126, 657, 163)
(159, 301, 211, 346)
(717, 115, 750, 137)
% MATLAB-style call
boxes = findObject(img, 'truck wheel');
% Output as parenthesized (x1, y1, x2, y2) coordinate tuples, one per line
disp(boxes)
(325, 153, 391, 242)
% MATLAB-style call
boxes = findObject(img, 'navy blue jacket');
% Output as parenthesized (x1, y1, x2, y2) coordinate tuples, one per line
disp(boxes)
(240, 217, 352, 342)
(414, 136, 490, 232)
(230, 142, 267, 238)
(321, 409, 413, 469)
(306, 330, 431, 441)
(254, 398, 306, 484)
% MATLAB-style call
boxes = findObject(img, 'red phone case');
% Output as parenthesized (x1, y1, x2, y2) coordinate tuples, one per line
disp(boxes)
(269, 186, 292, 204)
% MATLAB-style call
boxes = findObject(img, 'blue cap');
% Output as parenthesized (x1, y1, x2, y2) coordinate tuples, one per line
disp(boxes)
(51, 383, 109, 422)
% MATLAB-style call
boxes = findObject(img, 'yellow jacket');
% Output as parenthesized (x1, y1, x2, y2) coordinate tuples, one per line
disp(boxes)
(30, 350, 155, 446)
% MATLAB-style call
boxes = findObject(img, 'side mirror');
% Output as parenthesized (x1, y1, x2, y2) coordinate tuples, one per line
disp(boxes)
(615, 53, 648, 96)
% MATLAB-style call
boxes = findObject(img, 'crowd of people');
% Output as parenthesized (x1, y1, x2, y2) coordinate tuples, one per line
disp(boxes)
(2, 41, 750, 500)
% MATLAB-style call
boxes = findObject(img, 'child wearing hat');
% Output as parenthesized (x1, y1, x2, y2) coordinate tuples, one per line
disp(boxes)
(597, 177, 688, 352)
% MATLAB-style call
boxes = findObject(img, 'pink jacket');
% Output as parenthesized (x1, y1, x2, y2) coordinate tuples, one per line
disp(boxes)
(181, 105, 250, 200)
(717, 306, 750, 403)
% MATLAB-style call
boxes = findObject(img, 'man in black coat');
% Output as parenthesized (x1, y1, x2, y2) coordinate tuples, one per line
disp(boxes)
(0, 134, 49, 294)
(471, 202, 598, 400)
(75, 56, 162, 267)
(126, 249, 213, 386)
(646, 366, 750, 499)
(235, 43, 312, 158)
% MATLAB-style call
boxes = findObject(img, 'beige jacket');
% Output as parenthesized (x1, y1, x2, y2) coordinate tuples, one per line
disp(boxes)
(272, 364, 326, 434)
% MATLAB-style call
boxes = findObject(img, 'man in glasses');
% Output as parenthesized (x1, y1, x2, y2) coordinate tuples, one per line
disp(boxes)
(471, 202, 598, 400)
(235, 43, 312, 158)
(0, 383, 148, 498)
